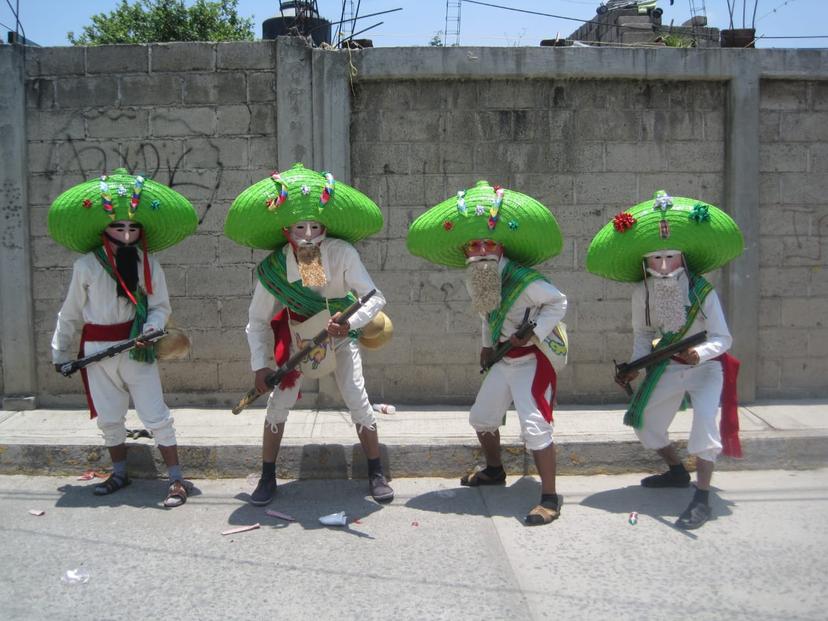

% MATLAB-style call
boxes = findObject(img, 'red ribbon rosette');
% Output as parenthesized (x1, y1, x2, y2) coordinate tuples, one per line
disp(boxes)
(613, 212, 637, 233)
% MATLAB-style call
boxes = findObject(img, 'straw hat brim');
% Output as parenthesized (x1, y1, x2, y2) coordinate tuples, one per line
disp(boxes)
(586, 194, 744, 282)
(224, 163, 383, 249)
(406, 180, 563, 268)
(48, 169, 198, 254)
(359, 312, 393, 350)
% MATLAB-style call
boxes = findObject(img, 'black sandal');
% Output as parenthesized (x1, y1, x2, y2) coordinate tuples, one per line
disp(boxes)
(460, 468, 507, 487)
(93, 474, 131, 496)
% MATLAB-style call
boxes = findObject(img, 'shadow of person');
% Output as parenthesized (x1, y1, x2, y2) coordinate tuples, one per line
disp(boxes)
(55, 478, 202, 511)
(581, 484, 735, 537)
(405, 475, 549, 526)
(226, 478, 383, 539)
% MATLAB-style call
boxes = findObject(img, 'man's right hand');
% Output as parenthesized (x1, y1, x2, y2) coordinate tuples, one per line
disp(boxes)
(254, 368, 275, 394)
(614, 369, 639, 387)
(480, 347, 494, 369)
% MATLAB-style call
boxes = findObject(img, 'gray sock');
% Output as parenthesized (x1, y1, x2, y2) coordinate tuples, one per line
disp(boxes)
(112, 460, 127, 479)
(168, 464, 183, 482)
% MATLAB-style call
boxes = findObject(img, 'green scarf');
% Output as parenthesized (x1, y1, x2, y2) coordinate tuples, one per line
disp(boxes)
(623, 274, 714, 428)
(257, 250, 357, 330)
(487, 260, 547, 344)
(93, 247, 155, 363)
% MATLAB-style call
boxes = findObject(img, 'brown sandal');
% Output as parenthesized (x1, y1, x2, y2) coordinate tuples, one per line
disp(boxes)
(163, 480, 188, 508)
(460, 469, 507, 487)
(525, 502, 560, 526)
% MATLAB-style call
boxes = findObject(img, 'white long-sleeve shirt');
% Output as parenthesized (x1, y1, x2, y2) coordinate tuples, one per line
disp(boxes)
(246, 237, 386, 371)
(477, 257, 567, 348)
(51, 251, 171, 364)
(630, 272, 732, 364)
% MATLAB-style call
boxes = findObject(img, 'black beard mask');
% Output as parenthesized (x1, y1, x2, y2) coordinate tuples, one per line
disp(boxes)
(114, 245, 140, 298)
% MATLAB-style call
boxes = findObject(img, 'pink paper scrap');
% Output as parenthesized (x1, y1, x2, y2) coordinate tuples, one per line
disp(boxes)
(265, 509, 296, 522)
(221, 523, 261, 536)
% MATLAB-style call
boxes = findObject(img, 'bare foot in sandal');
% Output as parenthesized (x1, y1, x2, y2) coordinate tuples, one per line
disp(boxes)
(525, 495, 561, 526)
(460, 465, 506, 487)
(93, 474, 131, 496)
(163, 480, 189, 508)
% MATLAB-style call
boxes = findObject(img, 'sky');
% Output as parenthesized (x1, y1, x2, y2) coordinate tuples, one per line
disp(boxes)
(1, 0, 826, 48)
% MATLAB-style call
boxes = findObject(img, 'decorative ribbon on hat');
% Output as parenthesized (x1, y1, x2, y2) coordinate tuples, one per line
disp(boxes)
(100, 176, 115, 220)
(129, 176, 144, 218)
(653, 190, 673, 239)
(320, 172, 335, 206)
(488, 186, 504, 231)
(266, 172, 289, 211)
(456, 190, 467, 215)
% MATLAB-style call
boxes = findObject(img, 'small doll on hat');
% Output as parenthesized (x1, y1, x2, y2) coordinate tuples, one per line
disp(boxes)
(225, 163, 394, 505)
(586, 190, 745, 530)
(407, 180, 569, 526)
(49, 168, 198, 508)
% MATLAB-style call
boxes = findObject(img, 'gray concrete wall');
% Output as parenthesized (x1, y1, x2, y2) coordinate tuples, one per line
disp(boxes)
(2, 42, 826, 407)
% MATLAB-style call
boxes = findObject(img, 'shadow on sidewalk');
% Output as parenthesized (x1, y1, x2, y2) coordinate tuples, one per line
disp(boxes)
(54, 478, 202, 511)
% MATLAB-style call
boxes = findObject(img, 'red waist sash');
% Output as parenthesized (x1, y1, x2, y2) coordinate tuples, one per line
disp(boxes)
(79, 321, 133, 419)
(503, 344, 557, 423)
(269, 309, 309, 391)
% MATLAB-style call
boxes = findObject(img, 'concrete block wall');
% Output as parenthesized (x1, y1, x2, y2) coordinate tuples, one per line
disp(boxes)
(352, 78, 726, 403)
(23, 42, 278, 406)
(757, 79, 828, 398)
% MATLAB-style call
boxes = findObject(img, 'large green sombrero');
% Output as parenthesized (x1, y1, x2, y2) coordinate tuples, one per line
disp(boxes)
(48, 168, 198, 253)
(586, 191, 744, 282)
(225, 163, 382, 249)
(406, 180, 563, 268)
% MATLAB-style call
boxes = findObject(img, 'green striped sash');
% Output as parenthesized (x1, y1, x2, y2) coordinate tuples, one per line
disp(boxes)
(623, 274, 714, 428)
(92, 247, 155, 363)
(487, 260, 547, 344)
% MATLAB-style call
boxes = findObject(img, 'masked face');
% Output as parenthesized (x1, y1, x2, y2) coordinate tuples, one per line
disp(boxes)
(463, 239, 504, 263)
(105, 220, 142, 246)
(288, 220, 326, 247)
(645, 250, 683, 278)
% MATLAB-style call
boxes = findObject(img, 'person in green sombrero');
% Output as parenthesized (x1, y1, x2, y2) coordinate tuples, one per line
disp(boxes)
(586, 190, 744, 530)
(49, 168, 198, 508)
(225, 164, 394, 505)
(407, 180, 569, 526)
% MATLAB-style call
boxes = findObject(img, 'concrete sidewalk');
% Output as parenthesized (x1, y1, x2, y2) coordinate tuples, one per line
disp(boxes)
(1, 400, 826, 479)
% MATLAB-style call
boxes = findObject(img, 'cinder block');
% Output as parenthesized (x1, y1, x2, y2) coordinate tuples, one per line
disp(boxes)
(26, 110, 84, 141)
(675, 82, 724, 112)
(574, 108, 641, 141)
(352, 143, 410, 176)
(574, 299, 630, 334)
(760, 80, 809, 111)
(120, 74, 182, 106)
(806, 329, 828, 356)
(626, 81, 672, 110)
(170, 297, 220, 328)
(779, 173, 823, 204)
(641, 110, 704, 142)
(780, 357, 826, 389)
(249, 136, 278, 167)
(160, 360, 219, 392)
(31, 236, 75, 268)
(216, 104, 250, 135)
(26, 78, 55, 110)
(219, 297, 254, 329)
(85, 108, 150, 139)
(390, 303, 450, 336)
(758, 297, 781, 328)
(215, 360, 252, 391)
(759, 110, 781, 142)
(781, 297, 828, 328)
(160, 234, 217, 265)
(703, 111, 726, 141)
(759, 267, 810, 298)
(443, 364, 485, 403)
(756, 359, 781, 393)
(780, 112, 828, 142)
(188, 265, 254, 296)
(180, 137, 248, 169)
(248, 72, 276, 102)
(32, 267, 73, 301)
(574, 173, 636, 205)
(189, 328, 247, 361)
(636, 173, 722, 204)
(150, 42, 215, 72)
(218, 236, 254, 265)
(182, 73, 246, 105)
(758, 327, 810, 358)
(150, 106, 215, 137)
(760, 142, 809, 173)
(606, 142, 664, 173)
(25, 46, 85, 77)
(478, 79, 549, 110)
(380, 110, 445, 143)
(383, 364, 448, 401)
(407, 142, 475, 175)
(87, 45, 148, 74)
(666, 141, 725, 173)
(217, 41, 275, 70)
(443, 110, 511, 142)
(360, 333, 413, 366)
(161, 267, 187, 294)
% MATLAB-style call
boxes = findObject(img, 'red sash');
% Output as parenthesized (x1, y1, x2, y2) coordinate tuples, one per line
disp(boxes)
(269, 309, 309, 390)
(504, 344, 557, 423)
(78, 321, 132, 419)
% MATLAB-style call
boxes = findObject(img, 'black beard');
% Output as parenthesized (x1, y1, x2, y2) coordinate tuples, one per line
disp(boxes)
(114, 245, 139, 298)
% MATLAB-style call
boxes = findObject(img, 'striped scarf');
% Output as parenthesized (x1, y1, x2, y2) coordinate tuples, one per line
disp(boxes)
(93, 247, 155, 363)
(487, 260, 547, 344)
(624, 274, 714, 428)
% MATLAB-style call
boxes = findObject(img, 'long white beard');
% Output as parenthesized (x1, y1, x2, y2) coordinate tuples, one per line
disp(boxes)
(649, 275, 688, 333)
(295, 244, 327, 288)
(465, 259, 502, 314)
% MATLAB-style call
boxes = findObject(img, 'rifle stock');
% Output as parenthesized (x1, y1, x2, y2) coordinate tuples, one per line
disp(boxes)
(59, 329, 167, 377)
(232, 289, 376, 415)
(614, 331, 708, 396)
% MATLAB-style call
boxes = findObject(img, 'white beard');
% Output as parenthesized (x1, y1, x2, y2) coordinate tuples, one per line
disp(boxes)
(465, 259, 502, 314)
(295, 244, 327, 288)
(649, 273, 688, 333)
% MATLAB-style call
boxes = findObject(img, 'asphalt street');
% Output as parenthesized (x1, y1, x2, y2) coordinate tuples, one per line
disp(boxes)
(1, 469, 826, 620)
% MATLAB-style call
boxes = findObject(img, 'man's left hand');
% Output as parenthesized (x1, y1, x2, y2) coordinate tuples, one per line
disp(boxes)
(327, 313, 350, 338)
(509, 333, 531, 348)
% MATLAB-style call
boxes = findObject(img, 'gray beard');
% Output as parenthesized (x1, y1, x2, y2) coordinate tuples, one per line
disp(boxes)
(295, 244, 327, 288)
(465, 259, 502, 314)
(650, 276, 687, 333)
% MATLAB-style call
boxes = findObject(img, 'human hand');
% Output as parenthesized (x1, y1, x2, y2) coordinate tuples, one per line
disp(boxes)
(675, 348, 700, 365)
(509, 333, 531, 347)
(255, 368, 275, 394)
(326, 312, 350, 338)
(614, 369, 639, 388)
(480, 347, 494, 369)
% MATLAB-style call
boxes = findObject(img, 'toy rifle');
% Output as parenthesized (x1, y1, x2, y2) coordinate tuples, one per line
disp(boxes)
(58, 329, 168, 377)
(613, 330, 708, 396)
(232, 289, 377, 415)
(480, 309, 536, 374)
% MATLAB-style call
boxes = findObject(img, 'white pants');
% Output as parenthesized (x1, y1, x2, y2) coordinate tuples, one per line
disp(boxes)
(84, 347, 176, 447)
(265, 338, 376, 430)
(470, 353, 554, 452)
(634, 360, 723, 462)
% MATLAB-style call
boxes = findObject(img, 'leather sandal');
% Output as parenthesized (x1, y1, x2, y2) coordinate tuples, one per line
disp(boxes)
(525, 501, 560, 526)
(93, 474, 131, 496)
(163, 480, 188, 508)
(460, 469, 506, 487)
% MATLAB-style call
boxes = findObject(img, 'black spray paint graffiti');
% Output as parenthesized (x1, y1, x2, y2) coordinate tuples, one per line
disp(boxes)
(1, 181, 25, 251)
(65, 137, 222, 224)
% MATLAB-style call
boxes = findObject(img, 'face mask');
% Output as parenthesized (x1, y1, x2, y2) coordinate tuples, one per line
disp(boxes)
(288, 220, 326, 247)
(463, 239, 503, 264)
(644, 251, 683, 276)
(105, 221, 142, 245)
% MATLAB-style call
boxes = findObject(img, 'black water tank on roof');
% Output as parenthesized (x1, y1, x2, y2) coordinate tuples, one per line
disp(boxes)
(262, 1, 331, 46)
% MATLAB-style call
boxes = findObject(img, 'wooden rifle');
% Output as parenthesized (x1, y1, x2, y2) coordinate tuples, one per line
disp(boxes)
(232, 289, 376, 415)
(58, 329, 167, 377)
(614, 330, 708, 396)
(480, 309, 536, 374)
